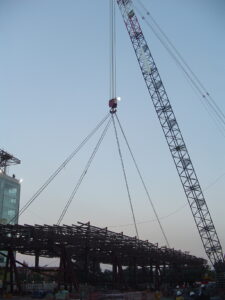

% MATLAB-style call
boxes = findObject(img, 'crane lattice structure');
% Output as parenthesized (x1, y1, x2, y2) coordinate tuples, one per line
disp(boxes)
(116, 0, 224, 272)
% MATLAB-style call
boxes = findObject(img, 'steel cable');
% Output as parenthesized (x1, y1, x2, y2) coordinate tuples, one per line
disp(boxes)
(134, 0, 225, 135)
(10, 113, 111, 224)
(112, 114, 139, 239)
(115, 113, 170, 247)
(57, 117, 112, 225)
(110, 0, 117, 99)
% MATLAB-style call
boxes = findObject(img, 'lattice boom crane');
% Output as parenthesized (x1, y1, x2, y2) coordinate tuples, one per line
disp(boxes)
(116, 0, 224, 273)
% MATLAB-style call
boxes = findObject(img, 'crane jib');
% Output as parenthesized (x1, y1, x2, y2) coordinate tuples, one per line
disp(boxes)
(116, 0, 224, 270)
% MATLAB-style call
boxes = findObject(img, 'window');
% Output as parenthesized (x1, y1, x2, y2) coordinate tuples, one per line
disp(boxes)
(7, 210, 16, 217)
(10, 198, 16, 204)
(8, 187, 17, 195)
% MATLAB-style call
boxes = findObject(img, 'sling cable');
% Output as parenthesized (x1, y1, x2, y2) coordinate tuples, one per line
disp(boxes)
(108, 0, 169, 245)
(10, 112, 111, 224)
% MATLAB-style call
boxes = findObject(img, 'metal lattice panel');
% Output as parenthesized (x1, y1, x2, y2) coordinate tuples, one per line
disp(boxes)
(0, 149, 20, 168)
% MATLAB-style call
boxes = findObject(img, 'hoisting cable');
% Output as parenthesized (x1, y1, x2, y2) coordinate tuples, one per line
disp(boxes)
(10, 112, 111, 224)
(115, 113, 170, 247)
(57, 117, 112, 225)
(137, 0, 225, 122)
(135, 0, 225, 130)
(110, 113, 225, 229)
(110, 0, 117, 100)
(135, 2, 225, 126)
(111, 114, 139, 239)
(134, 1, 225, 136)
(110, 1, 139, 239)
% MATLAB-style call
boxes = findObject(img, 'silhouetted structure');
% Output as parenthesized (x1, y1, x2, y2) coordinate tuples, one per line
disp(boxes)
(0, 222, 206, 292)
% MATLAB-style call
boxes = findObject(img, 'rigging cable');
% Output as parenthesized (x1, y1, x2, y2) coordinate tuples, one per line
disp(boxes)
(112, 114, 139, 239)
(108, 167, 225, 229)
(115, 113, 170, 247)
(136, 0, 225, 120)
(10, 113, 111, 224)
(108, 202, 187, 228)
(57, 117, 112, 225)
(110, 1, 139, 239)
(110, 0, 117, 99)
(134, 1, 225, 136)
(204, 171, 225, 191)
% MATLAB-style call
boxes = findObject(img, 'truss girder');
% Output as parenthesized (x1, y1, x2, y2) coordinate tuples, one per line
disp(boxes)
(0, 223, 205, 268)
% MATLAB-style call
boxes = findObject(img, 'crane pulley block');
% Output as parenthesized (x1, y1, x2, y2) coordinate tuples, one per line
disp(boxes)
(109, 97, 121, 113)
(109, 98, 117, 108)
(109, 98, 117, 114)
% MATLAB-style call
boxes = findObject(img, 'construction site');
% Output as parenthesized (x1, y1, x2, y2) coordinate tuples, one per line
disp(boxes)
(0, 0, 225, 299)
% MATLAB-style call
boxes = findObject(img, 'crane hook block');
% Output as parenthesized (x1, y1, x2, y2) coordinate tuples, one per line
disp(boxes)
(109, 98, 117, 113)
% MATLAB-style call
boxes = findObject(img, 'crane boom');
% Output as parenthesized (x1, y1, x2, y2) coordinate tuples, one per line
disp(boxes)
(116, 0, 224, 268)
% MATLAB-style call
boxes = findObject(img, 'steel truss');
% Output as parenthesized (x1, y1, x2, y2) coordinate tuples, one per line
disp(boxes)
(0, 149, 20, 170)
(0, 223, 206, 291)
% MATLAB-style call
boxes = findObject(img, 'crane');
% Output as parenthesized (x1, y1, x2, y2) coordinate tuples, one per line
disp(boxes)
(116, 0, 225, 280)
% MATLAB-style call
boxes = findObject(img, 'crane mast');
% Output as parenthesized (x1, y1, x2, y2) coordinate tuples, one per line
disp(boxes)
(116, 0, 224, 269)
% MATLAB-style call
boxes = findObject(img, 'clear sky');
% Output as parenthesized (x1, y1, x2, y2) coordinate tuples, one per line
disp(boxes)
(0, 0, 225, 264)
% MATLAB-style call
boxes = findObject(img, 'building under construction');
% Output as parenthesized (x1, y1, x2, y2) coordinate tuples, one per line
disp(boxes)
(0, 222, 206, 292)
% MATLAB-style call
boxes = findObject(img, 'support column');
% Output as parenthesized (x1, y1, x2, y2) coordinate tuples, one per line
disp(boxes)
(149, 264, 154, 287)
(2, 250, 21, 294)
(132, 258, 137, 289)
(154, 265, 160, 289)
(35, 252, 39, 268)
(2, 252, 10, 292)
(118, 262, 126, 289)
(112, 260, 118, 287)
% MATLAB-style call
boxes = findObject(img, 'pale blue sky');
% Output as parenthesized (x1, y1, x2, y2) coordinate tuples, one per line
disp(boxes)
(0, 0, 225, 262)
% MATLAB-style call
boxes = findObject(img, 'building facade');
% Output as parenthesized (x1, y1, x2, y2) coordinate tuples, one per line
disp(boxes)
(0, 173, 21, 265)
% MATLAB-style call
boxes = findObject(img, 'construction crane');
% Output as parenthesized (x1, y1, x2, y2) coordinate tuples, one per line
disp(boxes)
(116, 0, 225, 280)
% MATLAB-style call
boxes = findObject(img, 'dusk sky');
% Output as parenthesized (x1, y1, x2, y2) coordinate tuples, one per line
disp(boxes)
(1, 0, 225, 264)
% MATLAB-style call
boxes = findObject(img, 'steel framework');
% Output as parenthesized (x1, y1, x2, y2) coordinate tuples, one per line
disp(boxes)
(0, 222, 206, 291)
(0, 149, 20, 172)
